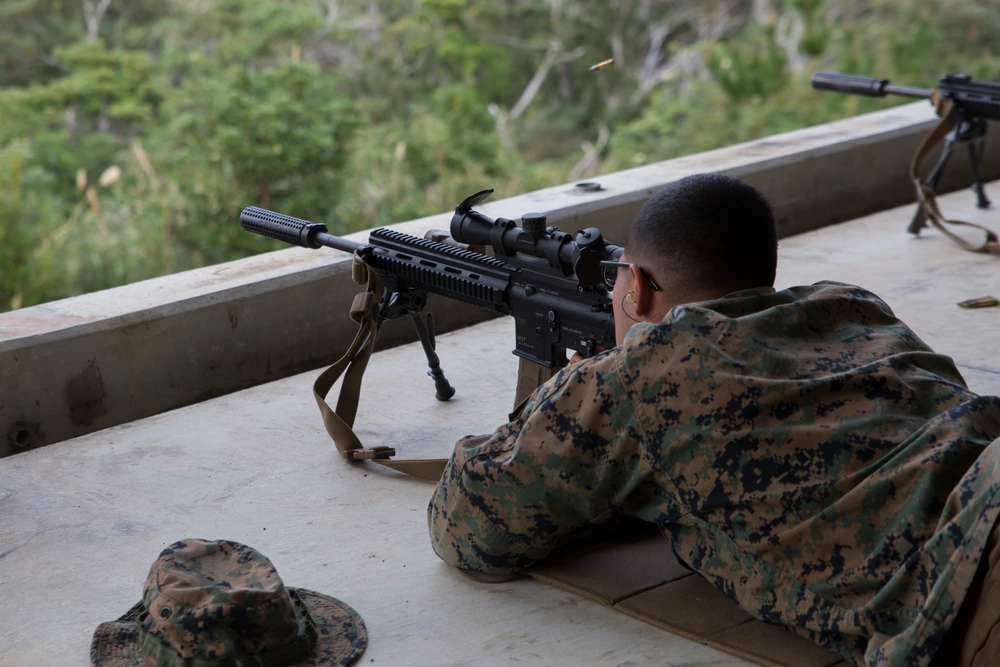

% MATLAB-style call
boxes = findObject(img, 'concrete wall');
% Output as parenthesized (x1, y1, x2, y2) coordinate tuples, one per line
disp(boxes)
(3, 101, 999, 457)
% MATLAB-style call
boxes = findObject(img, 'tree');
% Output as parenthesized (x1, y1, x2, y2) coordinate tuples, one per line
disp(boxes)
(2, 0, 999, 312)
(159, 62, 358, 257)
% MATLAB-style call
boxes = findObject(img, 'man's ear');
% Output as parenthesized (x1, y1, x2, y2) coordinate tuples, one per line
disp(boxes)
(628, 263, 656, 319)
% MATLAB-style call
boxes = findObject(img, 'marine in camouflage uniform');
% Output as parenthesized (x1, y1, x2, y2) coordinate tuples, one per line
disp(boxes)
(429, 175, 1000, 667)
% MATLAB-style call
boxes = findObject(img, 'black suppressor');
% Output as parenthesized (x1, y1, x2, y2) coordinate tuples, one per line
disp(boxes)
(240, 206, 361, 254)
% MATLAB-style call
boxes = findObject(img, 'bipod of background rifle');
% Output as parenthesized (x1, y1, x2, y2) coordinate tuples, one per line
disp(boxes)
(907, 113, 991, 235)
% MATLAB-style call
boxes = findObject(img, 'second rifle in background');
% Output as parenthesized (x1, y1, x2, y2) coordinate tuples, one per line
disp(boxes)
(812, 71, 1000, 247)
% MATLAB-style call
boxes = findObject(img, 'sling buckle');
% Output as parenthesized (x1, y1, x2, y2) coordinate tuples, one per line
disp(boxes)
(346, 446, 397, 461)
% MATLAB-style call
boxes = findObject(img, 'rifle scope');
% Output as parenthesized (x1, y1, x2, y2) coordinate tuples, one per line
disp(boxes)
(449, 189, 623, 287)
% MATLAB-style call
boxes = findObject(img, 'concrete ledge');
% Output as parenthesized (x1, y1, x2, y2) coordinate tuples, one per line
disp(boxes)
(3, 101, 999, 456)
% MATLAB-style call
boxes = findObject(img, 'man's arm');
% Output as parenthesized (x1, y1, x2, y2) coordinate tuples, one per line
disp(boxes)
(428, 350, 646, 579)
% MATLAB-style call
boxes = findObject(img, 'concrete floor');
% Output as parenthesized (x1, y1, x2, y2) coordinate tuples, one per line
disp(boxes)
(776, 186, 1000, 395)
(2, 185, 999, 666)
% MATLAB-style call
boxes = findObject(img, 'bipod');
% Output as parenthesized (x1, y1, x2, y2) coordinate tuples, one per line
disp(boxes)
(377, 289, 456, 402)
(909, 112, 991, 235)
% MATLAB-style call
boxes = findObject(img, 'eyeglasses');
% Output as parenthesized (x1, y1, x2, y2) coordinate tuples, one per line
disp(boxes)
(599, 261, 661, 291)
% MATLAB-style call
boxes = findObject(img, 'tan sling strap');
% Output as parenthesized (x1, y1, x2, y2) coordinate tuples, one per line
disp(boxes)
(313, 250, 565, 482)
(312, 251, 449, 482)
(910, 92, 1000, 255)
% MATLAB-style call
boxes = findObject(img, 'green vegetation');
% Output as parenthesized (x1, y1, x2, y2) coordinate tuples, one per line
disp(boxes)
(1, 0, 998, 311)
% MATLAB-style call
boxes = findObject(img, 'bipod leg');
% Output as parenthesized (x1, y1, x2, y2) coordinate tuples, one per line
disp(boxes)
(409, 310, 455, 401)
(909, 131, 957, 235)
(968, 140, 991, 209)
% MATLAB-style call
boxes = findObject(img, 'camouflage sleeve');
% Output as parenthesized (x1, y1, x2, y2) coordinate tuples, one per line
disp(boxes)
(428, 350, 647, 578)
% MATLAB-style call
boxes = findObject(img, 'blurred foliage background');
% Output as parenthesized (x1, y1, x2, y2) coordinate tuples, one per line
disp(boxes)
(1, 0, 999, 311)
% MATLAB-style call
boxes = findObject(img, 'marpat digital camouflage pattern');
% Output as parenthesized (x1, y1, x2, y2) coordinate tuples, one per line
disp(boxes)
(91, 539, 368, 667)
(429, 282, 1000, 667)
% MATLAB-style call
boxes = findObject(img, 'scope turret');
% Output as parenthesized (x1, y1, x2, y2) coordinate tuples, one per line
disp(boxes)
(521, 212, 547, 235)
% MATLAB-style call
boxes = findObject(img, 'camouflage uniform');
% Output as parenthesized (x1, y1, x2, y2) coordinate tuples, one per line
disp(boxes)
(428, 282, 1000, 667)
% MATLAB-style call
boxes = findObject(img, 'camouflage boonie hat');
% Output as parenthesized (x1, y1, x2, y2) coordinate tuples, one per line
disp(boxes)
(90, 539, 367, 667)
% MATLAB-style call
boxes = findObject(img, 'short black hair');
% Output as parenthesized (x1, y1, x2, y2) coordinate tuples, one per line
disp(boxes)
(626, 173, 778, 292)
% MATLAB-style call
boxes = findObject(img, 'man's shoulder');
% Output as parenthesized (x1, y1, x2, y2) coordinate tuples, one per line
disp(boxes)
(619, 280, 928, 372)
(622, 279, 858, 331)
(652, 281, 895, 332)
(711, 281, 890, 314)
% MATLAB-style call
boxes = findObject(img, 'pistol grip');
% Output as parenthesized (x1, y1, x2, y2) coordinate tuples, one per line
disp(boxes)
(513, 358, 562, 415)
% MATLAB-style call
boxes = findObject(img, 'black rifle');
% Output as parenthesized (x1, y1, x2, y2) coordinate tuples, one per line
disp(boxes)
(240, 189, 620, 408)
(812, 72, 1000, 234)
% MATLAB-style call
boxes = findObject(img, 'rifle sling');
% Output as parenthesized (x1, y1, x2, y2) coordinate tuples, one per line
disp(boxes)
(910, 93, 1000, 255)
(312, 251, 448, 483)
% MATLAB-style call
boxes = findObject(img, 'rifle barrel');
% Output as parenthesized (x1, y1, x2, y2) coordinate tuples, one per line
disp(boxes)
(811, 71, 932, 99)
(314, 231, 362, 254)
(883, 83, 935, 99)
